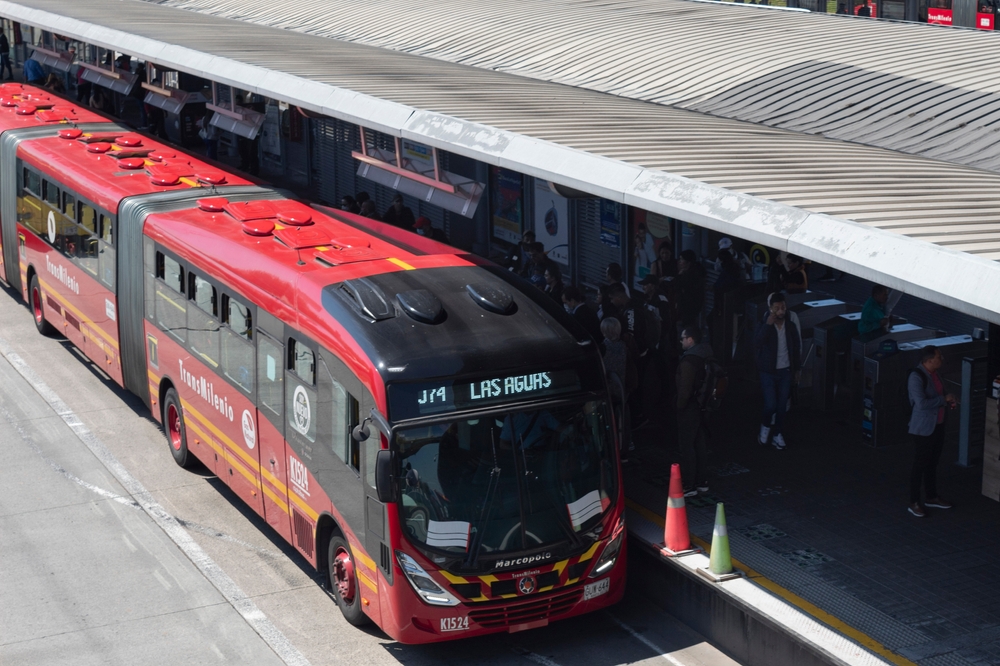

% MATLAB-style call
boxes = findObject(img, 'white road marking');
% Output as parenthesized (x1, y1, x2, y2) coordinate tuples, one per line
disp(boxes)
(153, 569, 173, 590)
(0, 336, 311, 666)
(122, 533, 138, 553)
(608, 613, 687, 666)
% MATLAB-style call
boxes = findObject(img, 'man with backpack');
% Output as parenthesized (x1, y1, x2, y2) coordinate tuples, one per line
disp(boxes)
(676, 327, 714, 496)
(907, 345, 956, 518)
(609, 283, 653, 428)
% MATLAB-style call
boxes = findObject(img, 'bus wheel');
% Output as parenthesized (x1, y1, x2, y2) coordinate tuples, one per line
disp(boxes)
(29, 274, 54, 336)
(163, 388, 193, 468)
(328, 535, 369, 626)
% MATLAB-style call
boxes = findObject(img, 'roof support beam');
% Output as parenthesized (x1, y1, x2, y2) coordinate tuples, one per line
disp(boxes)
(1, 0, 998, 324)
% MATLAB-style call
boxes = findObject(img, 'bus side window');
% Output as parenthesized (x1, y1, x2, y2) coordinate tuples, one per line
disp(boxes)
(290, 339, 314, 384)
(100, 215, 113, 245)
(257, 334, 283, 422)
(286, 339, 316, 443)
(319, 358, 354, 466)
(221, 294, 253, 392)
(18, 167, 44, 237)
(154, 252, 187, 342)
(58, 191, 78, 258)
(43, 179, 59, 207)
(76, 202, 98, 276)
(187, 273, 220, 368)
(98, 214, 115, 289)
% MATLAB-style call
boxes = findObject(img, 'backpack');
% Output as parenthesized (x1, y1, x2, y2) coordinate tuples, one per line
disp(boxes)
(696, 357, 729, 411)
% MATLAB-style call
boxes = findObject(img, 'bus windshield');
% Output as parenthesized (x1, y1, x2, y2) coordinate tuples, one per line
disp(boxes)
(395, 400, 617, 566)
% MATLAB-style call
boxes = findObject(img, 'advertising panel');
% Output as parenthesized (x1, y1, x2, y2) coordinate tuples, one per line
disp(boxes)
(490, 167, 523, 244)
(533, 180, 569, 266)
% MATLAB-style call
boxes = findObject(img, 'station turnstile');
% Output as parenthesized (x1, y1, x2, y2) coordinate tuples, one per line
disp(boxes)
(850, 323, 937, 409)
(812, 310, 862, 411)
(861, 335, 987, 448)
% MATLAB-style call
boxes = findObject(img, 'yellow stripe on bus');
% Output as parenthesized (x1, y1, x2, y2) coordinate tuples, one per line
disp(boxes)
(386, 257, 415, 271)
(358, 570, 379, 593)
(38, 276, 120, 350)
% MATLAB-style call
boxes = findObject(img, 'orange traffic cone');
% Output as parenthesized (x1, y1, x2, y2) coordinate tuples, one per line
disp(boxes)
(661, 463, 699, 557)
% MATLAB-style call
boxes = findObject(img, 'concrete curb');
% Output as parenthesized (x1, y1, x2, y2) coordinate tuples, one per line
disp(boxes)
(627, 507, 896, 666)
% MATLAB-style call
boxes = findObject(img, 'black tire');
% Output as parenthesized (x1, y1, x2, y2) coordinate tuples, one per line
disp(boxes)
(162, 388, 193, 468)
(28, 274, 55, 336)
(327, 535, 369, 626)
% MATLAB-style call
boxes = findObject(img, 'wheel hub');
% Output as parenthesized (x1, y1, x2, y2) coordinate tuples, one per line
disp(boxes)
(332, 548, 355, 603)
(167, 404, 182, 451)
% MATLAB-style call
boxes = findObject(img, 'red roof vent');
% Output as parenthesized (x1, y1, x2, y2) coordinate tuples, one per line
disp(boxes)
(197, 198, 229, 212)
(58, 128, 83, 140)
(0, 98, 15, 107)
(87, 142, 112, 154)
(242, 220, 276, 237)
(224, 200, 279, 221)
(15, 105, 36, 116)
(147, 151, 176, 162)
(332, 236, 371, 249)
(277, 210, 313, 226)
(195, 171, 227, 185)
(119, 158, 146, 170)
(150, 174, 181, 186)
(115, 134, 143, 147)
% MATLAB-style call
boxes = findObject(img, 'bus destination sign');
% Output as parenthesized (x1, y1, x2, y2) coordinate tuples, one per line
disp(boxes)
(390, 369, 581, 420)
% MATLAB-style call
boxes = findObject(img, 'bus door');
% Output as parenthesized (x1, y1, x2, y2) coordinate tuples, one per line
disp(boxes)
(255, 330, 292, 543)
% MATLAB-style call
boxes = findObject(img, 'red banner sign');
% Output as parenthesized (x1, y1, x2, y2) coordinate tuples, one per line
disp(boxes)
(977, 12, 995, 29)
(928, 7, 953, 23)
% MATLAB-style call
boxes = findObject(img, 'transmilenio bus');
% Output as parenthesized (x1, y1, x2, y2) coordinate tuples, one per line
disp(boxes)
(0, 82, 626, 643)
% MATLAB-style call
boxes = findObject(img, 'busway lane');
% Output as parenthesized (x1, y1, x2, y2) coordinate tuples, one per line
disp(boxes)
(0, 287, 741, 666)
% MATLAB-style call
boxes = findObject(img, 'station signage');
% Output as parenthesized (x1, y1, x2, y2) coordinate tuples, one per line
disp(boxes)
(388, 369, 582, 420)
(928, 7, 953, 24)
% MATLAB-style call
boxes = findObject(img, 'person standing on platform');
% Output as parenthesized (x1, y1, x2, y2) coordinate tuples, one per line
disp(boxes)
(857, 0, 873, 16)
(562, 286, 602, 347)
(907, 346, 956, 517)
(674, 250, 705, 332)
(23, 56, 43, 85)
(506, 230, 535, 274)
(383, 194, 415, 230)
(651, 240, 677, 281)
(0, 31, 12, 81)
(859, 285, 891, 336)
(340, 195, 360, 214)
(606, 262, 630, 298)
(543, 268, 564, 303)
(602, 317, 637, 460)
(360, 200, 381, 222)
(754, 292, 801, 450)
(413, 216, 448, 243)
(676, 327, 712, 496)
(783, 254, 808, 294)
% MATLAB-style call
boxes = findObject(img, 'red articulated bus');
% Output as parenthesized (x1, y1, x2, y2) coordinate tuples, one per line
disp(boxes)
(0, 82, 626, 643)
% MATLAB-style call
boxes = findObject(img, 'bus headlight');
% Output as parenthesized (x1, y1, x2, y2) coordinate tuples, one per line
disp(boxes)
(590, 517, 625, 578)
(395, 551, 460, 607)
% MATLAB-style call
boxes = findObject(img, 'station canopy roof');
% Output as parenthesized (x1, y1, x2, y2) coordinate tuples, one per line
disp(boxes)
(3, 0, 1000, 323)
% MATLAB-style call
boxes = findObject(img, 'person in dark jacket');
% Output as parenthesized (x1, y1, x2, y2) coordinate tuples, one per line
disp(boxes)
(676, 327, 713, 496)
(906, 346, 956, 517)
(413, 216, 448, 243)
(383, 194, 415, 229)
(674, 249, 705, 331)
(505, 230, 535, 274)
(0, 32, 12, 81)
(340, 195, 360, 215)
(543, 267, 564, 303)
(753, 292, 801, 450)
(562, 286, 602, 347)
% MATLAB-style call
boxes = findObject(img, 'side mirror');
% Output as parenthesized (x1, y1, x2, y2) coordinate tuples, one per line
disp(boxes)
(352, 423, 370, 442)
(375, 449, 396, 503)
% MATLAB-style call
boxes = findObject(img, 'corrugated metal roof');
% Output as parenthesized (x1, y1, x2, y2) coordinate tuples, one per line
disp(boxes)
(149, 0, 1000, 175)
(1, 0, 999, 324)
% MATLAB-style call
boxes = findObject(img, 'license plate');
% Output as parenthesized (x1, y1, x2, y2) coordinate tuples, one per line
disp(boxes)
(584, 578, 610, 600)
(440, 616, 469, 632)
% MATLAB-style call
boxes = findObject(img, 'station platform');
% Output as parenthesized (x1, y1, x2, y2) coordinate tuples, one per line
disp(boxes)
(624, 362, 1000, 666)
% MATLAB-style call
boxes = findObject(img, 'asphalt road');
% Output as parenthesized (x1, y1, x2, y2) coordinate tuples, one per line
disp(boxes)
(0, 284, 740, 666)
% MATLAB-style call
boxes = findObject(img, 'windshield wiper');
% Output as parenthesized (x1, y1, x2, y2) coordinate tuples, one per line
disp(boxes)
(465, 429, 502, 568)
